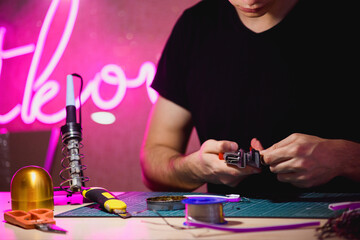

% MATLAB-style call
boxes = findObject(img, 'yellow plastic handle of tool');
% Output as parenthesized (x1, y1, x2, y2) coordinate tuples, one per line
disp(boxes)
(82, 187, 127, 213)
(104, 199, 127, 213)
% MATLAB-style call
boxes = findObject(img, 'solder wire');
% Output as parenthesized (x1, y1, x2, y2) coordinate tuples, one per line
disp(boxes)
(184, 200, 226, 224)
(149, 199, 320, 233)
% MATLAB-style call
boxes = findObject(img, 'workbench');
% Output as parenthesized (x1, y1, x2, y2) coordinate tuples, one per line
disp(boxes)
(0, 192, 343, 240)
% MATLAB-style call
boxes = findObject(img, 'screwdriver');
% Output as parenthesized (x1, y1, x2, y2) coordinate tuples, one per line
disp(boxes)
(82, 187, 131, 218)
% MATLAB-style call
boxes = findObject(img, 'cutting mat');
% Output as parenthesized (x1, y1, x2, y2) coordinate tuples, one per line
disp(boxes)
(55, 191, 360, 219)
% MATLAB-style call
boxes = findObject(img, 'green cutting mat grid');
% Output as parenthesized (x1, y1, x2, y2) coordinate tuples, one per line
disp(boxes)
(55, 192, 360, 219)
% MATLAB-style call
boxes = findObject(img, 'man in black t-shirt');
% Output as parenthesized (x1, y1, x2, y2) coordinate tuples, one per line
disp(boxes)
(140, 0, 360, 194)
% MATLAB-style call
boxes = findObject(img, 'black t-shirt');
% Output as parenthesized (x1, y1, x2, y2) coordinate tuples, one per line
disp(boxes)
(151, 0, 359, 194)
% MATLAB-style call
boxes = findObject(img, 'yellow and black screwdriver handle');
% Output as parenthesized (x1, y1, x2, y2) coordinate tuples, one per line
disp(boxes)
(82, 187, 131, 218)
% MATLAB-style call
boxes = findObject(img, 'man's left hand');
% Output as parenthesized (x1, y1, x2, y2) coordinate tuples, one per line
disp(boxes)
(260, 133, 360, 188)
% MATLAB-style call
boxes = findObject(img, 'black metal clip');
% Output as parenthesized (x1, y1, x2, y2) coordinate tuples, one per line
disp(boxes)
(221, 149, 264, 168)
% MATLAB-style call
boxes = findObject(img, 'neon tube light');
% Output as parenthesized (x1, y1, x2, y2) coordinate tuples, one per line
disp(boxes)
(0, 0, 158, 125)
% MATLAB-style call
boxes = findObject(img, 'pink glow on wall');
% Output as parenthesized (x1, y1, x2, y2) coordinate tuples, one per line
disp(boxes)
(0, 0, 158, 125)
(0, 27, 34, 124)
(0, 0, 200, 192)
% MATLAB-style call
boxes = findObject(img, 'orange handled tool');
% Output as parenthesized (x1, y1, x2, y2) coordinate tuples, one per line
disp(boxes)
(4, 208, 67, 233)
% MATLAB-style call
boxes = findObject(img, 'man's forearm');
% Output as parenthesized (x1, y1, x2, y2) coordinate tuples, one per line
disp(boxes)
(141, 144, 203, 191)
(339, 139, 360, 181)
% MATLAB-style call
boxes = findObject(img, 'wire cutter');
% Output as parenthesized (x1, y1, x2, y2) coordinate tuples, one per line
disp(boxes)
(4, 208, 67, 234)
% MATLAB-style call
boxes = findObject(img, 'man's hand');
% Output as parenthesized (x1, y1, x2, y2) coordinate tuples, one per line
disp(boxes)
(188, 139, 261, 187)
(261, 133, 360, 188)
(142, 96, 262, 191)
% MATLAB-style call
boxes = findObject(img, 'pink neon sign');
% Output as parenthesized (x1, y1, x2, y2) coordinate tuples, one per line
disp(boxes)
(0, 0, 158, 125)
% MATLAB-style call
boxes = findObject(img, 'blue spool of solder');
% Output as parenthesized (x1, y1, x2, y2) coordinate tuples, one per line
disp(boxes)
(182, 197, 227, 224)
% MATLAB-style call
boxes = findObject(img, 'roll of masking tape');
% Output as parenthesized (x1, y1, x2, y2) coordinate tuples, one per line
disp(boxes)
(182, 197, 226, 224)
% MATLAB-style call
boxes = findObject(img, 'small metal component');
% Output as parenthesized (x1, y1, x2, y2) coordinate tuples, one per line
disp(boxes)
(35, 223, 67, 234)
(146, 196, 187, 211)
(114, 209, 132, 219)
(222, 149, 264, 168)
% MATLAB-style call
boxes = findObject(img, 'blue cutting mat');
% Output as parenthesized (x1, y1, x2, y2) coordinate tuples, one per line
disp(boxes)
(55, 192, 360, 219)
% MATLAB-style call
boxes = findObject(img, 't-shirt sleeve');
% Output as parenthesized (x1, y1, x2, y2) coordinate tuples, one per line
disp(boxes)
(151, 10, 194, 110)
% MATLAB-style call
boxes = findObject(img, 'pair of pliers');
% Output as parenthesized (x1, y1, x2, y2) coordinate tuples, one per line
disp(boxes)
(219, 149, 264, 168)
(4, 208, 67, 234)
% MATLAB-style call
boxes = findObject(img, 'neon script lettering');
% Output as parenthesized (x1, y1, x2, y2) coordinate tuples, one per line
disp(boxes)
(0, 0, 158, 125)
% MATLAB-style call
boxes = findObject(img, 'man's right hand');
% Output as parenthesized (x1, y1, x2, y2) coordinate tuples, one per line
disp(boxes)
(187, 139, 262, 187)
(141, 96, 261, 191)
